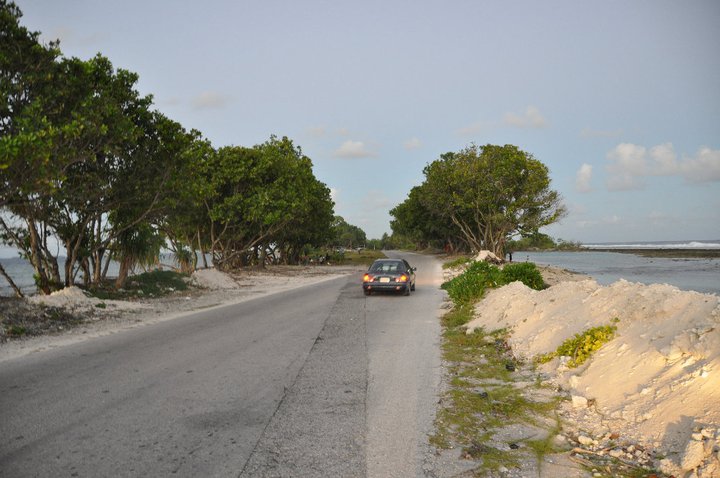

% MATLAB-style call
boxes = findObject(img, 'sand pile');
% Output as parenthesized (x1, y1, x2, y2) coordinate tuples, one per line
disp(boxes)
(190, 268, 239, 290)
(28, 286, 147, 311)
(466, 278, 720, 476)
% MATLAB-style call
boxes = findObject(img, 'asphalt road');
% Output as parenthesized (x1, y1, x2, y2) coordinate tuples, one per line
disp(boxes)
(0, 252, 445, 477)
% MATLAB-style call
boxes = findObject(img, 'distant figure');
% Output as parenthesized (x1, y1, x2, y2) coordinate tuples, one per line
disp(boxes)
(508, 252, 513, 262)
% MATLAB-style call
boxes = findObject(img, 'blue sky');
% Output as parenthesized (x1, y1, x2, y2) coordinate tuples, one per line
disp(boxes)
(16, 0, 720, 243)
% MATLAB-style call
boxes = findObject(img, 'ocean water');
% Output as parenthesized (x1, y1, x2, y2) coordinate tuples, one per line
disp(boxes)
(518, 250, 720, 295)
(0, 256, 134, 297)
(0, 253, 198, 297)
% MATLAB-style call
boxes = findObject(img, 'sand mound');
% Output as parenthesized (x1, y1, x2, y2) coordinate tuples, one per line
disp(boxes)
(465, 278, 720, 470)
(28, 286, 148, 311)
(190, 268, 238, 290)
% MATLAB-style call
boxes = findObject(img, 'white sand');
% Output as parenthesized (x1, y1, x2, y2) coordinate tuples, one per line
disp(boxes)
(465, 277, 720, 461)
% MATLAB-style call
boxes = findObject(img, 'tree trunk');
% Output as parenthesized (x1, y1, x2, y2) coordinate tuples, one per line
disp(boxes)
(115, 256, 131, 289)
(0, 262, 24, 298)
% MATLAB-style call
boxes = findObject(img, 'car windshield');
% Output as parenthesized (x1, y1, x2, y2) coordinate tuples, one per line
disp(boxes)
(370, 261, 404, 273)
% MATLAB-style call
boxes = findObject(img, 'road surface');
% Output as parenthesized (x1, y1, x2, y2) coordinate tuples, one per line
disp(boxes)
(0, 252, 445, 477)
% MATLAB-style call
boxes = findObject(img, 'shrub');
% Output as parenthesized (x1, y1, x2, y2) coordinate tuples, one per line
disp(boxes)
(536, 323, 618, 368)
(501, 262, 545, 290)
(442, 261, 546, 305)
(441, 261, 503, 304)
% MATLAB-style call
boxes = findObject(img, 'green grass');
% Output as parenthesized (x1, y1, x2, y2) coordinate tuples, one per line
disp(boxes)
(87, 270, 189, 300)
(431, 323, 564, 475)
(442, 255, 473, 269)
(334, 249, 386, 266)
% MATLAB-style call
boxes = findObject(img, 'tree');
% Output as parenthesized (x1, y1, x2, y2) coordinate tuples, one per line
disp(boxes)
(392, 144, 566, 257)
(331, 216, 367, 249)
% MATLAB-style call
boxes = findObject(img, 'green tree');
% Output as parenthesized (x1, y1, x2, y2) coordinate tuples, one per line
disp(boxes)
(331, 216, 367, 249)
(393, 144, 565, 257)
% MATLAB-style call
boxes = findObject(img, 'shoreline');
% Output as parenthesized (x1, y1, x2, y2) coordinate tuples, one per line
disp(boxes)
(583, 247, 720, 258)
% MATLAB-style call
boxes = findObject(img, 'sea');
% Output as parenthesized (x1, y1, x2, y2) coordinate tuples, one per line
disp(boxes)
(517, 240, 720, 296)
(0, 254, 185, 297)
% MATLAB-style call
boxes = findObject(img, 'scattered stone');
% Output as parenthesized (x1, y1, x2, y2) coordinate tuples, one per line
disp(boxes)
(578, 435, 594, 447)
(681, 439, 706, 471)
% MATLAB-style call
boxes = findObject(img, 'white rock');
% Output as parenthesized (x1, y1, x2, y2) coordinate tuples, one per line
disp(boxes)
(681, 440, 706, 471)
(609, 449, 624, 458)
(692, 432, 704, 441)
(578, 435, 594, 447)
(572, 395, 589, 408)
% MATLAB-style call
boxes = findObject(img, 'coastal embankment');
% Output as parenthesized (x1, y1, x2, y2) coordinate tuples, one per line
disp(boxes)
(465, 268, 719, 476)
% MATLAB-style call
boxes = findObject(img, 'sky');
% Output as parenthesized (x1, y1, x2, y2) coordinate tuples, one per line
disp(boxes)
(14, 0, 720, 243)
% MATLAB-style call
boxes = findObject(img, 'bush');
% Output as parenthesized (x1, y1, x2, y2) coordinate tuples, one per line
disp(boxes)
(501, 262, 545, 290)
(442, 261, 546, 305)
(441, 261, 503, 304)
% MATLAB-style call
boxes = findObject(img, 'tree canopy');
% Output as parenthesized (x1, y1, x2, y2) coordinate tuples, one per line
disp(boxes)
(390, 144, 566, 257)
(0, 1, 337, 295)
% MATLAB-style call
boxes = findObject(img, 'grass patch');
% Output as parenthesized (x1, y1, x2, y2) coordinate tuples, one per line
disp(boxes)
(87, 270, 189, 300)
(432, 322, 563, 475)
(334, 249, 386, 266)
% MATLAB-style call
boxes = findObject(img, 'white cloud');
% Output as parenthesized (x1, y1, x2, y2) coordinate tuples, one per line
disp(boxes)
(403, 137, 422, 150)
(606, 142, 720, 189)
(606, 143, 648, 190)
(678, 147, 720, 182)
(191, 91, 231, 110)
(502, 106, 547, 128)
(333, 140, 376, 159)
(575, 163, 593, 193)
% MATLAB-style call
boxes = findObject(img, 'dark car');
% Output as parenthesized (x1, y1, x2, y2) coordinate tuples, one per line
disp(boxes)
(362, 258, 417, 296)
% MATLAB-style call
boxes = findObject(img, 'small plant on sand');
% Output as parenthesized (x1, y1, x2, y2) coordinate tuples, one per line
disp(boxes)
(536, 322, 618, 368)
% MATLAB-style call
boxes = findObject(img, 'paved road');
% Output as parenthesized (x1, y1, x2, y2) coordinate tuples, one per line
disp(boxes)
(0, 252, 445, 477)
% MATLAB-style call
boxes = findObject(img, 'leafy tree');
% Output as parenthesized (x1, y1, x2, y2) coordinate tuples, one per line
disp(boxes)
(391, 144, 565, 257)
(332, 216, 367, 249)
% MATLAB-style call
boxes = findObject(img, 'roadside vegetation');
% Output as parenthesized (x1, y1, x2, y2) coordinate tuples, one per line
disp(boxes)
(434, 259, 666, 477)
(433, 260, 566, 475)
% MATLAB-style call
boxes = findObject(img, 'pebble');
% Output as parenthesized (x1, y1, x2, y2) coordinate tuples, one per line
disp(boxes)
(578, 435, 594, 447)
